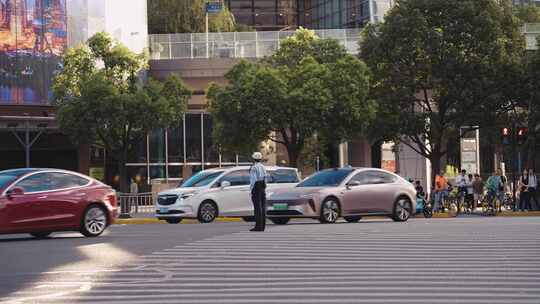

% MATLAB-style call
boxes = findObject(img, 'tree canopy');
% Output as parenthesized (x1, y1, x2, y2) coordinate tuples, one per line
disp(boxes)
(208, 28, 373, 168)
(53, 32, 190, 191)
(148, 0, 247, 34)
(360, 0, 525, 181)
(514, 4, 540, 23)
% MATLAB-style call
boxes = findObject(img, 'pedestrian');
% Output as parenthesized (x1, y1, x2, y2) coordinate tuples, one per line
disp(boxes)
(249, 151, 268, 232)
(526, 168, 538, 211)
(130, 178, 138, 195)
(518, 169, 530, 212)
(472, 174, 484, 210)
(129, 178, 139, 213)
(433, 171, 448, 212)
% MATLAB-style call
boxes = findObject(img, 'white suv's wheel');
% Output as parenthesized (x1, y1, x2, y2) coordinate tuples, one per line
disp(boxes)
(81, 205, 108, 237)
(198, 201, 218, 223)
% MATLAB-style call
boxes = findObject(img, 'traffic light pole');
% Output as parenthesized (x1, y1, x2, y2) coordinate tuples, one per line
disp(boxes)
(511, 119, 517, 207)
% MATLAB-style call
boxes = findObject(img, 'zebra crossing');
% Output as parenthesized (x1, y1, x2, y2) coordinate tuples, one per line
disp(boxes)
(2, 217, 540, 303)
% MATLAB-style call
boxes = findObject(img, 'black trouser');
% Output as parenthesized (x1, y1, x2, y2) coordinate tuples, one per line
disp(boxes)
(519, 191, 530, 211)
(529, 188, 539, 210)
(251, 181, 266, 230)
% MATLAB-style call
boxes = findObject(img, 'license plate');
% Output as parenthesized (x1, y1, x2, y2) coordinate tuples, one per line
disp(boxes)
(159, 207, 168, 214)
(273, 203, 288, 211)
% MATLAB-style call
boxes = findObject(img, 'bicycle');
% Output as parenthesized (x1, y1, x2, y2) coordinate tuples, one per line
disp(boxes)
(502, 192, 515, 211)
(442, 189, 459, 217)
(416, 195, 433, 218)
(480, 191, 500, 216)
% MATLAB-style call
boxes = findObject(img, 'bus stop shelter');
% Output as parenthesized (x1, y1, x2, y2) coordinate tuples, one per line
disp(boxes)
(0, 115, 59, 168)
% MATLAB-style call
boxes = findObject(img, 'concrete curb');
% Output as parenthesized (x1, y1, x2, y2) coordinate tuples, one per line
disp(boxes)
(114, 217, 242, 225)
(114, 211, 540, 224)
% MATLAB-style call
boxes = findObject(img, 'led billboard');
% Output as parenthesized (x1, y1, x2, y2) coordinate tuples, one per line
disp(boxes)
(0, 0, 67, 105)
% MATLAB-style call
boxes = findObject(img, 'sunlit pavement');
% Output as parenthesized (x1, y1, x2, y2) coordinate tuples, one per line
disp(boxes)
(1, 217, 540, 304)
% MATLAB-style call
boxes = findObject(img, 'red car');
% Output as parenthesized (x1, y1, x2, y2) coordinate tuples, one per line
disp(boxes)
(0, 168, 118, 238)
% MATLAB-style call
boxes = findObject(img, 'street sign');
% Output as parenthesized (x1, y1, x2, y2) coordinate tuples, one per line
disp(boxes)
(206, 2, 223, 13)
(460, 127, 480, 174)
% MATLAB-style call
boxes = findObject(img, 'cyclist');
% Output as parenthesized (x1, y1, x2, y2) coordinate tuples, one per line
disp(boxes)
(486, 170, 502, 211)
(496, 168, 508, 212)
(434, 171, 448, 212)
(472, 174, 484, 211)
(415, 180, 425, 199)
(455, 169, 470, 212)
(465, 173, 474, 213)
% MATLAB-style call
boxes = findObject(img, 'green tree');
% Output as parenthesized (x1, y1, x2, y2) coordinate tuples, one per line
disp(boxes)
(360, 0, 525, 183)
(208, 28, 373, 168)
(514, 4, 540, 23)
(523, 37, 540, 167)
(53, 33, 190, 191)
(148, 0, 240, 34)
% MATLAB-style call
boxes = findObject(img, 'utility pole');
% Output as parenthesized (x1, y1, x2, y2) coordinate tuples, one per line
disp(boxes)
(206, 9, 209, 58)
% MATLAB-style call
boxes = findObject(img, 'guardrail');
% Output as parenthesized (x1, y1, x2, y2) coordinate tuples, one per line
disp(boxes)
(149, 24, 540, 59)
(118, 192, 156, 217)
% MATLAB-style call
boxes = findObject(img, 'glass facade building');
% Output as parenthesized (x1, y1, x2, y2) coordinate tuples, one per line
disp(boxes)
(225, 0, 298, 31)
(224, 0, 394, 31)
(125, 112, 252, 184)
(298, 0, 394, 29)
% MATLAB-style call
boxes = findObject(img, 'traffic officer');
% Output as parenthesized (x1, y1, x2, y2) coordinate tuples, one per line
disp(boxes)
(249, 151, 268, 232)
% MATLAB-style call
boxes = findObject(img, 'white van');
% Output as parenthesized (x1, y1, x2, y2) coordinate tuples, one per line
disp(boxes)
(155, 166, 299, 224)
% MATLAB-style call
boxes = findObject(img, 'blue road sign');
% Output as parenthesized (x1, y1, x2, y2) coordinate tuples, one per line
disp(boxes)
(206, 2, 223, 13)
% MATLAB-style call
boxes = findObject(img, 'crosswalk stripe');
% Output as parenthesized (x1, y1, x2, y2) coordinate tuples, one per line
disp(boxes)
(2, 218, 540, 304)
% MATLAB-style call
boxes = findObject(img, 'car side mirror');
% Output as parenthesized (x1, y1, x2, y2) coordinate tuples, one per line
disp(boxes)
(346, 181, 361, 189)
(6, 187, 24, 199)
(220, 181, 231, 188)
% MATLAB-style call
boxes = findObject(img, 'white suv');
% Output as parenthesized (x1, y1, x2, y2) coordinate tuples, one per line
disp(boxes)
(155, 166, 299, 224)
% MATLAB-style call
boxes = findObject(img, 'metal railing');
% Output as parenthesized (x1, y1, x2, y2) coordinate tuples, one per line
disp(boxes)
(118, 192, 156, 215)
(149, 28, 362, 60)
(149, 24, 540, 59)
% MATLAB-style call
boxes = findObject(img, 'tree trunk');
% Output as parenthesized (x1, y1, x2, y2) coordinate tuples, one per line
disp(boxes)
(118, 148, 129, 193)
(429, 154, 442, 191)
(286, 145, 300, 169)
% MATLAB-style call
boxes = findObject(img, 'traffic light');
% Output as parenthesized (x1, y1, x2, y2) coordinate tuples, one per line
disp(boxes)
(517, 127, 528, 145)
(501, 127, 510, 145)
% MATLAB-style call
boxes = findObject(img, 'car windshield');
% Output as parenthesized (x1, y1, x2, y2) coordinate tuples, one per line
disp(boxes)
(181, 171, 224, 188)
(297, 169, 353, 187)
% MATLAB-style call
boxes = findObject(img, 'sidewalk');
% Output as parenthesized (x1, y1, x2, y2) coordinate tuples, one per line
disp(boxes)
(114, 211, 540, 224)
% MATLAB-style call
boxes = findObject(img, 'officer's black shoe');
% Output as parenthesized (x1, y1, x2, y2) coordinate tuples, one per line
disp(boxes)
(250, 228, 264, 232)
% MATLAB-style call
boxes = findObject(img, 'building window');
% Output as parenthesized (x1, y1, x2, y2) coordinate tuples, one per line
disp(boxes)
(125, 112, 253, 183)
(185, 113, 202, 163)
(167, 122, 184, 163)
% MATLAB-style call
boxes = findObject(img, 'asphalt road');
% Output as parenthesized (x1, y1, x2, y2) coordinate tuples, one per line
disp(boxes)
(1, 217, 540, 304)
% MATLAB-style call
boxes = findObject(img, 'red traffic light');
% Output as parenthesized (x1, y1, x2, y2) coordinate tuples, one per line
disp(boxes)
(517, 127, 528, 145)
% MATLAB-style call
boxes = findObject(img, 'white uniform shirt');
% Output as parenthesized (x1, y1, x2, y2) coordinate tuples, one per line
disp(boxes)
(249, 163, 268, 191)
(455, 174, 469, 188)
(529, 174, 538, 189)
